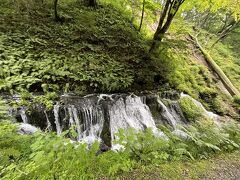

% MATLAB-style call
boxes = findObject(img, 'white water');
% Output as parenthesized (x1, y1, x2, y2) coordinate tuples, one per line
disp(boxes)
(156, 97, 178, 128)
(109, 95, 160, 140)
(44, 110, 52, 131)
(19, 108, 28, 124)
(67, 102, 104, 143)
(14, 93, 221, 146)
(17, 123, 39, 134)
(54, 102, 62, 135)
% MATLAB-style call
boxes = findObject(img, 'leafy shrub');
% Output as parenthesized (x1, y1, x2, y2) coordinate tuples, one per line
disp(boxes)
(0, 122, 33, 176)
(117, 121, 240, 165)
(1, 129, 133, 179)
(180, 121, 239, 159)
(0, 3, 147, 94)
(0, 98, 8, 120)
(115, 128, 171, 165)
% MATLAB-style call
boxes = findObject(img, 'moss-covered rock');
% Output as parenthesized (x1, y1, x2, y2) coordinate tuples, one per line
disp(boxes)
(179, 96, 204, 122)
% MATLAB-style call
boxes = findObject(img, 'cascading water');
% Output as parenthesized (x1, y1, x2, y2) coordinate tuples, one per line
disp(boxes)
(108, 95, 158, 141)
(19, 107, 28, 124)
(156, 97, 178, 128)
(54, 102, 62, 135)
(65, 97, 105, 144)
(10, 92, 221, 146)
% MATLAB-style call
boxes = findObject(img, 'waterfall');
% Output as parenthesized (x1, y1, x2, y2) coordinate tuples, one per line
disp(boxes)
(44, 110, 52, 131)
(67, 99, 104, 144)
(54, 102, 62, 135)
(19, 107, 28, 124)
(156, 97, 178, 128)
(109, 95, 158, 140)
(9, 92, 221, 146)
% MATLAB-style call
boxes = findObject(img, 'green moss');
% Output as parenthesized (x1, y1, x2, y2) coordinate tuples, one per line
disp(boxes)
(233, 96, 240, 114)
(179, 97, 204, 122)
(234, 96, 240, 105)
(0, 98, 8, 120)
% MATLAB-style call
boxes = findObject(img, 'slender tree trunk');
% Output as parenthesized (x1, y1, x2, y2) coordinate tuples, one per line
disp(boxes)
(138, 0, 146, 32)
(154, 0, 171, 39)
(211, 20, 239, 48)
(149, 0, 185, 53)
(54, 0, 60, 21)
(88, 0, 97, 7)
(149, 0, 171, 53)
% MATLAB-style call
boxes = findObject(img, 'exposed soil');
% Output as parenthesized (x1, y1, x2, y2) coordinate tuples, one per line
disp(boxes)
(202, 158, 240, 180)
(114, 152, 240, 180)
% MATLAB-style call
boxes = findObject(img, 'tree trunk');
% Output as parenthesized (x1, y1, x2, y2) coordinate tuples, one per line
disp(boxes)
(138, 0, 146, 32)
(88, 0, 97, 7)
(190, 34, 240, 96)
(211, 20, 239, 48)
(54, 0, 60, 21)
(149, 0, 185, 53)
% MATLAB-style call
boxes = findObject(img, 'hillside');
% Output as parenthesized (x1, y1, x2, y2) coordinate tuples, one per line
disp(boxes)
(1, 0, 240, 179)
(1, 1, 239, 116)
(0, 1, 150, 94)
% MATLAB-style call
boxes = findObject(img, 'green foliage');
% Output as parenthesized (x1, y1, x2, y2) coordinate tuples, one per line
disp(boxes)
(1, 120, 240, 179)
(179, 121, 240, 158)
(179, 96, 204, 122)
(153, 38, 218, 100)
(234, 96, 240, 105)
(208, 41, 240, 91)
(0, 98, 8, 120)
(1, 127, 133, 179)
(0, 2, 149, 94)
(0, 122, 33, 175)
(8, 91, 58, 111)
(116, 121, 240, 166)
(233, 96, 240, 114)
(115, 128, 171, 165)
(198, 88, 224, 114)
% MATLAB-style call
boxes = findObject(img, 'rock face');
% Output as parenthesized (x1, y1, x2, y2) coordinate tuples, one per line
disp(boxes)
(9, 93, 219, 146)
(17, 123, 39, 135)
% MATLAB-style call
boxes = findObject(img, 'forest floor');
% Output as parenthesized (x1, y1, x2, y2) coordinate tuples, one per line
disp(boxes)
(119, 151, 240, 180)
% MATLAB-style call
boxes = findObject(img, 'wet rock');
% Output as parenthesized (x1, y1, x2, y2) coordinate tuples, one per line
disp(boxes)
(172, 129, 189, 140)
(17, 123, 39, 135)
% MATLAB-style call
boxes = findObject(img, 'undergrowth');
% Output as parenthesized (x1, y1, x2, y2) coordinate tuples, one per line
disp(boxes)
(1, 119, 240, 179)
(0, 1, 149, 94)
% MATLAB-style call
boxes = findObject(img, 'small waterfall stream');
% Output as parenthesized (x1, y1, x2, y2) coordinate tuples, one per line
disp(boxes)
(9, 93, 220, 146)
(109, 95, 157, 141)
(19, 107, 28, 124)
(156, 97, 178, 128)
(54, 102, 62, 135)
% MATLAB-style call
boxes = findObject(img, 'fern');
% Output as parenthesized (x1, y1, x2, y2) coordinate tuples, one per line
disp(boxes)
(0, 98, 8, 120)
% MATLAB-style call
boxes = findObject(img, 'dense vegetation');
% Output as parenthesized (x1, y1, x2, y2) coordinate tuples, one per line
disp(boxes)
(1, 0, 239, 112)
(1, 117, 240, 178)
(0, 0, 240, 179)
